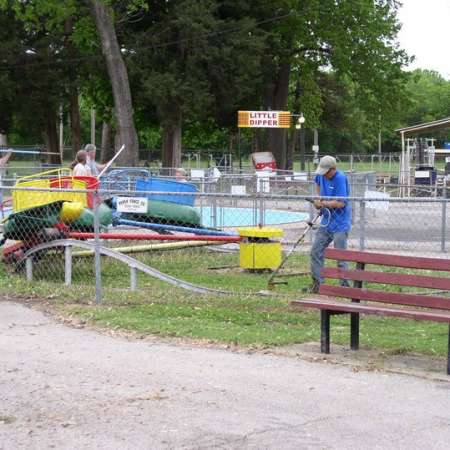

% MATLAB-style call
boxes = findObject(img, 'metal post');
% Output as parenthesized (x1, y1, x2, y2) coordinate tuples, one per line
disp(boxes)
(259, 192, 265, 227)
(65, 245, 72, 286)
(93, 193, 102, 304)
(253, 192, 258, 227)
(300, 127, 306, 171)
(378, 130, 381, 155)
(26, 258, 33, 281)
(238, 128, 242, 172)
(130, 266, 137, 291)
(90, 107, 96, 146)
(320, 310, 330, 353)
(211, 195, 217, 228)
(350, 154, 354, 172)
(359, 199, 366, 250)
(441, 194, 447, 253)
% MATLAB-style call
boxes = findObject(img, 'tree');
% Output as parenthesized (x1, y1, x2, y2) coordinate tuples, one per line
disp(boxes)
(246, 0, 410, 168)
(402, 69, 450, 125)
(0, 0, 99, 161)
(125, 0, 266, 168)
(88, 0, 139, 166)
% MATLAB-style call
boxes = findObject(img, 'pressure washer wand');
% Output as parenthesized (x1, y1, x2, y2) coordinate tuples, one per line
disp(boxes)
(266, 208, 322, 290)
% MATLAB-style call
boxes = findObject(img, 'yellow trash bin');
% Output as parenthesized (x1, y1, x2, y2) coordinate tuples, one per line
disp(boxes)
(238, 227, 283, 270)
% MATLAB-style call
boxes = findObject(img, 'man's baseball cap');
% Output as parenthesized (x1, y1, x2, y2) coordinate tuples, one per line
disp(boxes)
(315, 155, 337, 175)
(84, 144, 96, 152)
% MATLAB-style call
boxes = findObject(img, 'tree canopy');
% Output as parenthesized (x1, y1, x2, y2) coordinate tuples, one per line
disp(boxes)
(0, 0, 447, 166)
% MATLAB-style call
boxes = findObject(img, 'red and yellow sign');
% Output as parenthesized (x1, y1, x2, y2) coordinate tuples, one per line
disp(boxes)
(238, 111, 291, 128)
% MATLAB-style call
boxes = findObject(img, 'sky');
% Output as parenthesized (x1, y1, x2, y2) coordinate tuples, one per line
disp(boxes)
(397, 0, 450, 79)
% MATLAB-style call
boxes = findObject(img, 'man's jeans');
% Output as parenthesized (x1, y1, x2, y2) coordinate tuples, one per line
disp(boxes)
(311, 227, 349, 284)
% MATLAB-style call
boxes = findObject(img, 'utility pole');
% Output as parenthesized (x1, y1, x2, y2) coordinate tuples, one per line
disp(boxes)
(295, 113, 306, 171)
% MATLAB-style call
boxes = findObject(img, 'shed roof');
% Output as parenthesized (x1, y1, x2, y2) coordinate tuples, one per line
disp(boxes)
(396, 117, 450, 135)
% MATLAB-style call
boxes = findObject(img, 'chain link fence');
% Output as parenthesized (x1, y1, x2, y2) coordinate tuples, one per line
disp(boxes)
(1, 172, 449, 303)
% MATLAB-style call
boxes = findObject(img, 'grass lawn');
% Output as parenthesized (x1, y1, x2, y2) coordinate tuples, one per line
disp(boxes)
(0, 246, 448, 358)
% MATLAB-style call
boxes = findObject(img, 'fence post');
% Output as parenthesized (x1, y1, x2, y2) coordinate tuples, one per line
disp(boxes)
(259, 192, 265, 227)
(359, 199, 366, 250)
(93, 191, 102, 304)
(211, 194, 217, 228)
(441, 194, 447, 253)
(64, 245, 72, 286)
(130, 266, 137, 291)
(26, 257, 33, 281)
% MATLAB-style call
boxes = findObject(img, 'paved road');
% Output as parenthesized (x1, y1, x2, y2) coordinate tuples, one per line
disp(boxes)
(1, 301, 450, 449)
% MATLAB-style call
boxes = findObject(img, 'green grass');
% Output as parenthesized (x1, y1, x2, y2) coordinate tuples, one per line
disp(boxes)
(0, 247, 448, 358)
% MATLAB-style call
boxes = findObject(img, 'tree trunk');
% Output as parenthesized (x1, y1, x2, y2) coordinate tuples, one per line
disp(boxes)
(266, 62, 291, 170)
(89, 0, 139, 166)
(100, 121, 114, 163)
(162, 106, 182, 170)
(45, 109, 61, 164)
(69, 90, 81, 156)
(253, 129, 264, 153)
(64, 17, 81, 157)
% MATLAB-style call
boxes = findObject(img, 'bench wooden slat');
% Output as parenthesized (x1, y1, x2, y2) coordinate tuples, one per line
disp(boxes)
(319, 285, 450, 311)
(291, 298, 450, 323)
(322, 267, 450, 291)
(325, 248, 450, 272)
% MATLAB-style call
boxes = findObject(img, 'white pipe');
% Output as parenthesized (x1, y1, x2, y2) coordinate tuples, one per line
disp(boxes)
(98, 145, 125, 178)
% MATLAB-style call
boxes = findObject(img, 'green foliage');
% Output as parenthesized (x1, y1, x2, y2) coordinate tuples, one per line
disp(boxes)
(0, 0, 447, 156)
(402, 69, 450, 125)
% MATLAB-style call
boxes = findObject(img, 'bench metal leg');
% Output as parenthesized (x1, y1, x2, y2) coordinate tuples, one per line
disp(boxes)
(350, 313, 359, 350)
(447, 324, 450, 376)
(321, 310, 330, 354)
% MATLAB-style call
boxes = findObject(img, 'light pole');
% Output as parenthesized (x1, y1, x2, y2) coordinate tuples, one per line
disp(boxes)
(295, 113, 306, 171)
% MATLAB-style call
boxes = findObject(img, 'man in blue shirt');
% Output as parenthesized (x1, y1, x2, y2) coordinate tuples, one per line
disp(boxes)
(307, 155, 351, 293)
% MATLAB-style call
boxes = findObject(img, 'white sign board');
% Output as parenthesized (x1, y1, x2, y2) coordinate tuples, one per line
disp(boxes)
(364, 190, 390, 212)
(414, 170, 430, 178)
(190, 169, 205, 179)
(256, 171, 275, 193)
(116, 197, 148, 214)
(293, 171, 308, 181)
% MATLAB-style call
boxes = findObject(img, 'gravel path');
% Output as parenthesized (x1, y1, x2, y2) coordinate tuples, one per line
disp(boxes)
(1, 301, 450, 449)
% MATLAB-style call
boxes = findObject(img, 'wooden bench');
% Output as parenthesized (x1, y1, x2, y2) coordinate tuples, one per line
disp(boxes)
(291, 248, 450, 374)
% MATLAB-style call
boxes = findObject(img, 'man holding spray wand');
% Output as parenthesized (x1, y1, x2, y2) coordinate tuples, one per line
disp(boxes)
(306, 155, 351, 294)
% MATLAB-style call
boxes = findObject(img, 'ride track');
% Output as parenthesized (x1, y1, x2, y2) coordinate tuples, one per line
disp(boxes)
(19, 238, 243, 296)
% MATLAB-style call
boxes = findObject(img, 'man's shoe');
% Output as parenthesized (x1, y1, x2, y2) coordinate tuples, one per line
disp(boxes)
(301, 279, 320, 294)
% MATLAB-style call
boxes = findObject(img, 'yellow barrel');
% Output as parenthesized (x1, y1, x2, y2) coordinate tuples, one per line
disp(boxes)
(238, 227, 283, 270)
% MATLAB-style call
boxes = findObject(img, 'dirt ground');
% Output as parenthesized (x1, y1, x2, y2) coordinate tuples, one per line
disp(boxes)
(1, 298, 450, 449)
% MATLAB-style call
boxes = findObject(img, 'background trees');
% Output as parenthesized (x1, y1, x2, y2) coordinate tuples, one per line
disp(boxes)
(0, 0, 448, 167)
